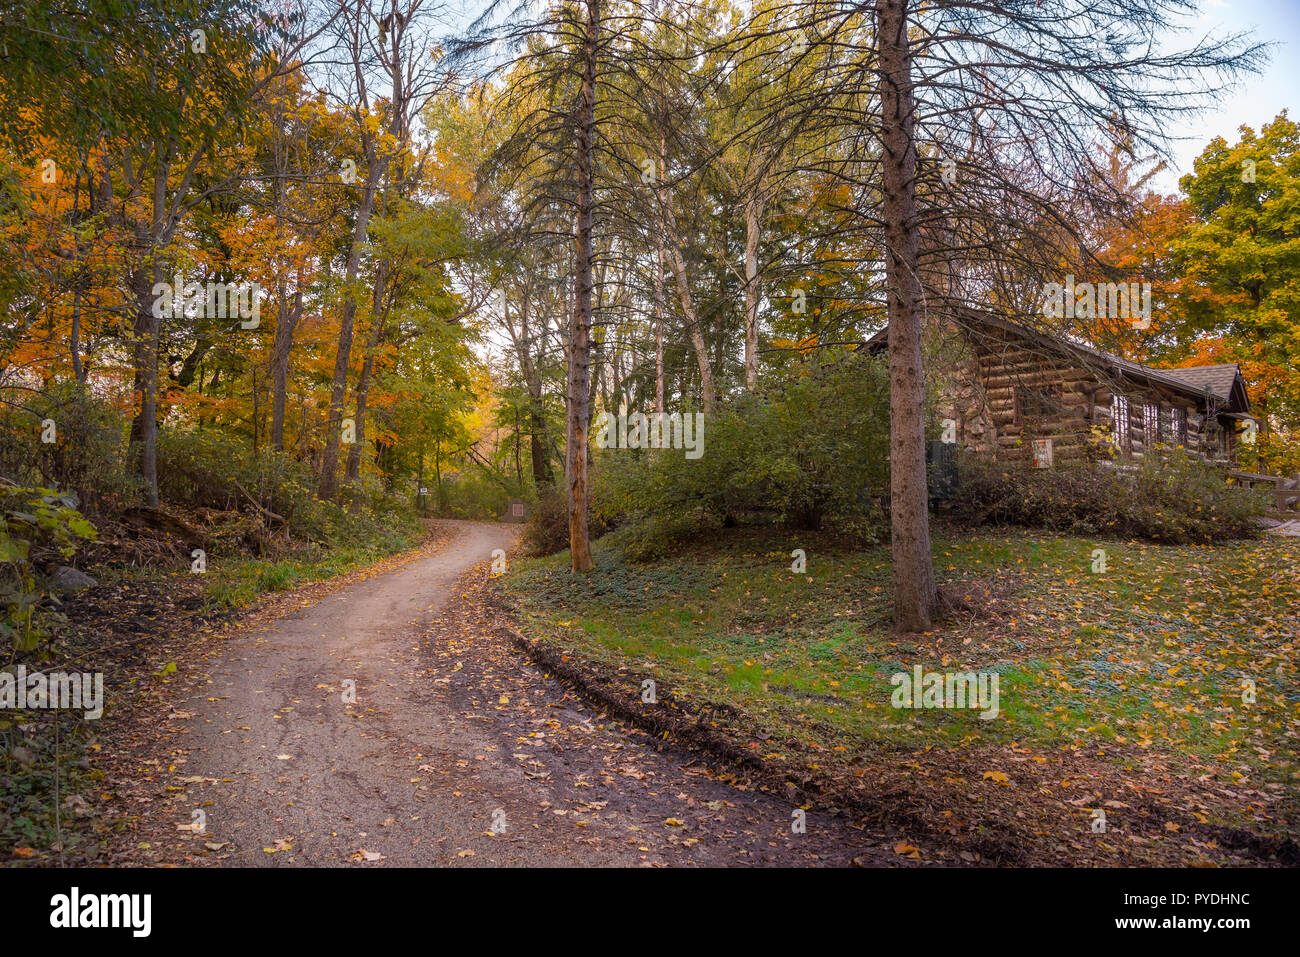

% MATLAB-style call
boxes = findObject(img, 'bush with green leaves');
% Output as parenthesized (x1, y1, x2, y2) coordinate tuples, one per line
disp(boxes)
(0, 484, 97, 651)
(519, 486, 611, 557)
(159, 429, 330, 543)
(0, 385, 136, 516)
(157, 428, 307, 513)
(592, 354, 892, 560)
(947, 452, 1264, 543)
(156, 429, 421, 549)
(436, 469, 514, 520)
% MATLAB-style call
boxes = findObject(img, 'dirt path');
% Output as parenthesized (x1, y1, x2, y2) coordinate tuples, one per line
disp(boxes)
(115, 521, 896, 867)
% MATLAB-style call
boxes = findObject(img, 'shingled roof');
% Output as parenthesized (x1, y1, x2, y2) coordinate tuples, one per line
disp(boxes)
(1160, 364, 1242, 402)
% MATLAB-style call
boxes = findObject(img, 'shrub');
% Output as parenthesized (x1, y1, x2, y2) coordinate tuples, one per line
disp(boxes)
(436, 470, 513, 520)
(157, 428, 309, 514)
(520, 487, 569, 557)
(520, 486, 609, 557)
(592, 353, 891, 559)
(0, 484, 98, 651)
(159, 429, 331, 544)
(948, 452, 1264, 543)
(0, 384, 136, 516)
(157, 429, 421, 550)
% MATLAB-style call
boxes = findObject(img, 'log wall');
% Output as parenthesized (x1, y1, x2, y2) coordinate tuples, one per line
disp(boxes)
(937, 326, 1229, 467)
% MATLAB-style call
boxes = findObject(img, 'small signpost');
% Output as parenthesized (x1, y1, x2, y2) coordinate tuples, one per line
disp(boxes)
(1033, 438, 1054, 469)
(504, 498, 527, 523)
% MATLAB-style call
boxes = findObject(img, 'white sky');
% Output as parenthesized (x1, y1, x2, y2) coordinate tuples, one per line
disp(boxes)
(1153, 0, 1298, 193)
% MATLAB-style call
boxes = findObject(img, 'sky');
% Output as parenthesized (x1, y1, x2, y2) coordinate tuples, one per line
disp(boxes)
(1154, 0, 1299, 193)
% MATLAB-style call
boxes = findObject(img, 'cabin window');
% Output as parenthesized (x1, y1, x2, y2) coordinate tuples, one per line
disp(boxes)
(1158, 405, 1173, 443)
(1174, 407, 1187, 446)
(1111, 395, 1130, 452)
(1017, 385, 1062, 423)
(1143, 401, 1159, 449)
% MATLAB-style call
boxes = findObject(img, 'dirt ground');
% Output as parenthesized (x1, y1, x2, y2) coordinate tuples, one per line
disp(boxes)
(103, 521, 902, 867)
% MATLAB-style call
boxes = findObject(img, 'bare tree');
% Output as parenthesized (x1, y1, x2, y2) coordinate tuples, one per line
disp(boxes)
(449, 0, 718, 569)
(876, 0, 938, 631)
(781, 0, 1264, 630)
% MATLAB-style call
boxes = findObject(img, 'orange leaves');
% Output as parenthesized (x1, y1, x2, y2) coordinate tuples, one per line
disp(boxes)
(770, 335, 819, 355)
(893, 841, 921, 859)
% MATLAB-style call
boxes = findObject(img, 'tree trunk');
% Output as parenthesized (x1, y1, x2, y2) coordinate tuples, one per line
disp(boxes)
(69, 165, 87, 384)
(514, 404, 523, 484)
(565, 0, 599, 573)
(743, 193, 762, 390)
(318, 163, 380, 499)
(529, 405, 553, 487)
(434, 444, 446, 515)
(654, 134, 666, 415)
(878, 0, 939, 632)
(271, 271, 303, 452)
(345, 347, 374, 484)
(129, 150, 171, 508)
(660, 205, 716, 410)
(507, 284, 556, 489)
(518, 348, 554, 488)
(654, 245, 665, 414)
(346, 260, 388, 483)
(130, 265, 162, 508)
(588, 316, 602, 469)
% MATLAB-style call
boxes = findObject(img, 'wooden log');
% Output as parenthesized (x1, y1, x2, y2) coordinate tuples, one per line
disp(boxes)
(232, 479, 289, 527)
(120, 506, 207, 546)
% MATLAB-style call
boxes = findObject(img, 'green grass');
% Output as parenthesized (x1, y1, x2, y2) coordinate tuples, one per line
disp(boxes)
(190, 506, 426, 611)
(92, 530, 425, 613)
(501, 528, 1300, 787)
(199, 538, 418, 611)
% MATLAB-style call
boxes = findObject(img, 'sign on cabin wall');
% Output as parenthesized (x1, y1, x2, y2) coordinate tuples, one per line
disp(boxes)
(1033, 438, 1054, 469)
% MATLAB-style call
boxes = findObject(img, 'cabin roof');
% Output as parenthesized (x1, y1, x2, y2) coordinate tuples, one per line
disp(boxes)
(1160, 364, 1243, 402)
(862, 311, 1252, 415)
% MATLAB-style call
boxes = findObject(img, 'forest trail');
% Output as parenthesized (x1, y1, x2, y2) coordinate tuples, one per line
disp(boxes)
(119, 521, 895, 867)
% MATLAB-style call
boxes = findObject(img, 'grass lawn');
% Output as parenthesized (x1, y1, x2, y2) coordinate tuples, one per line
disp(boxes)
(499, 525, 1300, 865)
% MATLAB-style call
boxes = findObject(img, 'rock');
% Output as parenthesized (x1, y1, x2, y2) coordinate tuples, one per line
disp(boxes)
(49, 566, 97, 592)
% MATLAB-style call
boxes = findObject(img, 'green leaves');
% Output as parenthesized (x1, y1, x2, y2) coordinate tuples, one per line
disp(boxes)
(594, 352, 892, 559)
(0, 536, 29, 564)
(1164, 113, 1300, 459)
(0, 484, 98, 650)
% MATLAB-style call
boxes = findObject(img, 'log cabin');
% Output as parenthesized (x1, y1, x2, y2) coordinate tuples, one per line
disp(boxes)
(864, 310, 1254, 468)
